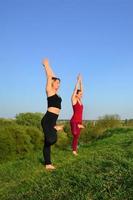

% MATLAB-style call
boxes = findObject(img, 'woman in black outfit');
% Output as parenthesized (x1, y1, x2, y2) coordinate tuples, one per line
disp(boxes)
(41, 59, 63, 170)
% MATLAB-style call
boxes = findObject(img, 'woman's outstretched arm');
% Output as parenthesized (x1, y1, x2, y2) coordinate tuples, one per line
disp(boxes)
(71, 74, 81, 101)
(42, 58, 55, 77)
(79, 75, 83, 93)
(42, 58, 56, 93)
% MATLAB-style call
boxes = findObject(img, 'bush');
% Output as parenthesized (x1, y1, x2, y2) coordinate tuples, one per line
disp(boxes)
(0, 123, 33, 162)
(63, 122, 73, 142)
(124, 119, 133, 127)
(88, 115, 121, 139)
(78, 115, 122, 142)
(97, 114, 121, 129)
(16, 112, 43, 130)
(0, 126, 16, 161)
(0, 114, 126, 163)
(0, 118, 16, 126)
(55, 131, 70, 149)
(77, 122, 91, 144)
(0, 119, 43, 163)
(25, 127, 43, 150)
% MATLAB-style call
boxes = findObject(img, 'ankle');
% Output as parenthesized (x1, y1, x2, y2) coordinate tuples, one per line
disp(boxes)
(73, 151, 78, 155)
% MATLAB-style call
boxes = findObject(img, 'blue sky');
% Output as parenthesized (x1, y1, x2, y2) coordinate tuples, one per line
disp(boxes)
(0, 0, 133, 119)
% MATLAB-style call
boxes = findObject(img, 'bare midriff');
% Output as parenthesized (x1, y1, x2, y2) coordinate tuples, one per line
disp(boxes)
(48, 107, 60, 115)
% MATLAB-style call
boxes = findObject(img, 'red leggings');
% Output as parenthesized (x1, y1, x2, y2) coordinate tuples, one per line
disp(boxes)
(70, 121, 81, 151)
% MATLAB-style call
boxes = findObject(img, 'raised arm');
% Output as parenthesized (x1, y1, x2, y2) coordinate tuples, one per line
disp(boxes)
(42, 58, 55, 77)
(71, 74, 81, 102)
(42, 58, 56, 93)
(79, 75, 83, 93)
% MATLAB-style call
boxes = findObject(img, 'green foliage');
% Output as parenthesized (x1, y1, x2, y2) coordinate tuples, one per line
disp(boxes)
(0, 126, 16, 161)
(0, 123, 31, 161)
(124, 119, 133, 127)
(98, 114, 121, 129)
(85, 115, 122, 140)
(63, 115, 122, 145)
(63, 122, 72, 141)
(0, 128, 133, 200)
(0, 119, 43, 162)
(16, 112, 43, 129)
(25, 127, 43, 150)
(55, 131, 70, 149)
(0, 113, 132, 164)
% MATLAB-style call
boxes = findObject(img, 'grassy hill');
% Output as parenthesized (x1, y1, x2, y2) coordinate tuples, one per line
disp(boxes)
(0, 128, 133, 200)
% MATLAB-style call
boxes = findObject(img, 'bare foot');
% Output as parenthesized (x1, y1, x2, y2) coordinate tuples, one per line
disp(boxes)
(45, 164, 56, 170)
(73, 151, 78, 156)
(78, 124, 85, 129)
(54, 125, 64, 131)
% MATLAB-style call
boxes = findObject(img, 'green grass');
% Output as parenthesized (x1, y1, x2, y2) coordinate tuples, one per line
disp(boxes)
(0, 128, 133, 200)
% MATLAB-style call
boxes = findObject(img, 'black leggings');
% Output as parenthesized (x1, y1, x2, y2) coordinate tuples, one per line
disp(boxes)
(41, 111, 58, 165)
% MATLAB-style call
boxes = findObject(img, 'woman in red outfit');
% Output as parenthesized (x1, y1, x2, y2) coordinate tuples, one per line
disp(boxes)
(70, 74, 84, 156)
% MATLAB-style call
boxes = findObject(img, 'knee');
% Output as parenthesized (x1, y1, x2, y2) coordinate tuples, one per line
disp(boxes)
(46, 135, 57, 145)
(50, 136, 57, 145)
(71, 123, 79, 136)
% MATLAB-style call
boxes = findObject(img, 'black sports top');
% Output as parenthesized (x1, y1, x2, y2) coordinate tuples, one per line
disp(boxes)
(47, 94, 62, 109)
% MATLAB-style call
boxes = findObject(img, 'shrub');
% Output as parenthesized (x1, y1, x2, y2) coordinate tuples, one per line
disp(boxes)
(0, 126, 16, 161)
(55, 131, 70, 149)
(0, 119, 43, 162)
(124, 119, 133, 127)
(25, 127, 43, 150)
(16, 112, 43, 129)
(97, 114, 121, 129)
(63, 122, 72, 142)
(0, 123, 34, 162)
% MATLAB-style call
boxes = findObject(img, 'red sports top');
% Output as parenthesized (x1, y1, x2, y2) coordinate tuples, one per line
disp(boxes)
(70, 101, 83, 123)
